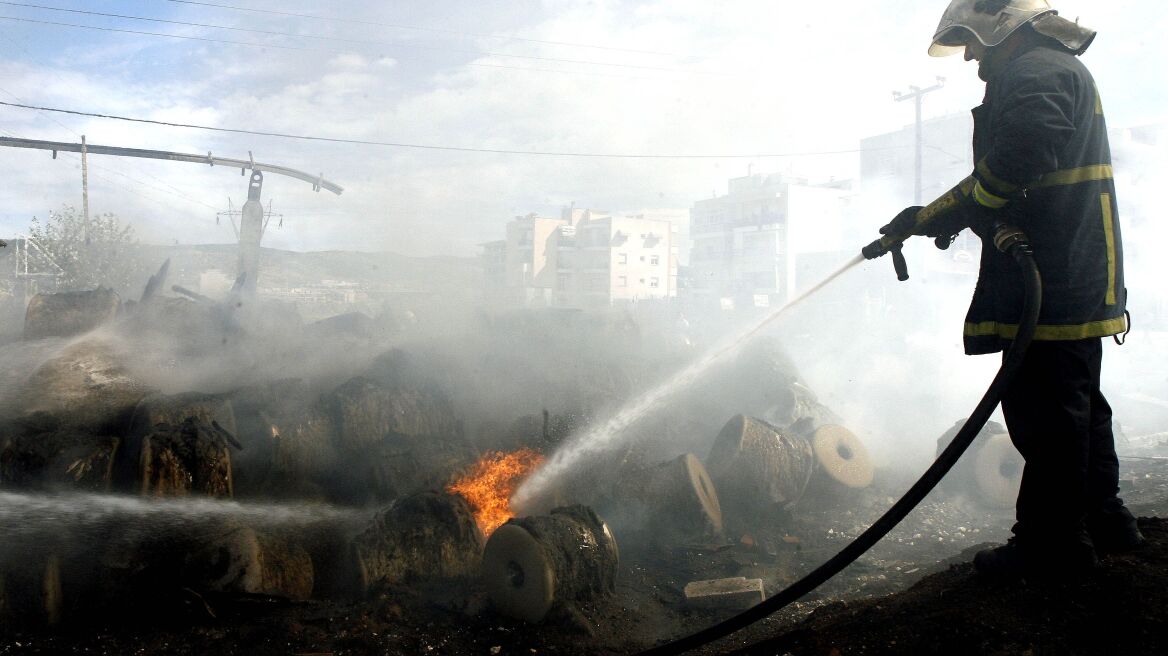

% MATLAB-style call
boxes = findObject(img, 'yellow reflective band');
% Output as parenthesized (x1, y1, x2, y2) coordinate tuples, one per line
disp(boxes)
(963, 316, 1128, 341)
(975, 158, 1021, 194)
(1032, 165, 1114, 189)
(1094, 83, 1103, 115)
(972, 180, 1009, 209)
(1101, 193, 1117, 306)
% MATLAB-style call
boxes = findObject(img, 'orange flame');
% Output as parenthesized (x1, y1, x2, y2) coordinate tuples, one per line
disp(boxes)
(447, 449, 545, 536)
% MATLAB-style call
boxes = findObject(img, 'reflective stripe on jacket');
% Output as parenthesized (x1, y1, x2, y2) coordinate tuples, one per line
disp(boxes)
(963, 42, 1126, 355)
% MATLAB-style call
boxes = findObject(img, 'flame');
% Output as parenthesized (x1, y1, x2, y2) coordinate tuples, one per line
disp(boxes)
(447, 449, 545, 536)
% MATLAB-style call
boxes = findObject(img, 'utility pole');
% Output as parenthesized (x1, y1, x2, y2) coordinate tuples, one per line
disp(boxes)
(893, 77, 945, 204)
(80, 134, 90, 243)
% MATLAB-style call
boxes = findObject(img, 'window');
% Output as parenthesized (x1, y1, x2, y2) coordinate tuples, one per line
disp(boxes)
(618, 253, 627, 265)
(650, 255, 659, 266)
(618, 276, 627, 287)
(557, 273, 571, 289)
(650, 277, 659, 288)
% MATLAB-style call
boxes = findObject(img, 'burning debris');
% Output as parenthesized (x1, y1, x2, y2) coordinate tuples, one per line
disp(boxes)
(446, 448, 545, 536)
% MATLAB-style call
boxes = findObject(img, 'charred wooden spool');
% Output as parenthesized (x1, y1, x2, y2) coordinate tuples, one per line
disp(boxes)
(9, 337, 153, 432)
(0, 422, 119, 492)
(706, 415, 814, 523)
(23, 288, 120, 341)
(935, 420, 1019, 508)
(644, 453, 723, 540)
(123, 392, 239, 498)
(349, 491, 483, 595)
(973, 433, 1023, 509)
(325, 375, 474, 504)
(482, 505, 618, 623)
(0, 554, 62, 628)
(607, 453, 723, 544)
(183, 524, 314, 600)
(808, 424, 874, 493)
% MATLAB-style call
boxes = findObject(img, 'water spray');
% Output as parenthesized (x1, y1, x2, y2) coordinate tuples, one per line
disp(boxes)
(511, 254, 865, 511)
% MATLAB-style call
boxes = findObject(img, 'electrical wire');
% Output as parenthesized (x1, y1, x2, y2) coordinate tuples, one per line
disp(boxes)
(0, 42, 220, 212)
(161, 0, 678, 57)
(0, 99, 879, 160)
(0, 2, 698, 75)
(0, 14, 683, 81)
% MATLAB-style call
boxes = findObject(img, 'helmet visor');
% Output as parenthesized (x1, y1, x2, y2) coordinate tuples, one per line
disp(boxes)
(929, 25, 973, 57)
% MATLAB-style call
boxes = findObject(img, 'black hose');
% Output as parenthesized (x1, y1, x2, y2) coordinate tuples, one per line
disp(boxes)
(638, 237, 1042, 656)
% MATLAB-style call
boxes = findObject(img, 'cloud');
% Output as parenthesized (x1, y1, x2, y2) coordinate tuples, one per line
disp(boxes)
(0, 1, 1162, 256)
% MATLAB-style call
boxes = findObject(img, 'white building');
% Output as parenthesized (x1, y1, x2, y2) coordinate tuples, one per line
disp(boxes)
(484, 207, 682, 308)
(690, 173, 852, 306)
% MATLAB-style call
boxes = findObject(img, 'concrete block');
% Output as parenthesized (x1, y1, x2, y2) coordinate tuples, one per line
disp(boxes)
(683, 576, 764, 610)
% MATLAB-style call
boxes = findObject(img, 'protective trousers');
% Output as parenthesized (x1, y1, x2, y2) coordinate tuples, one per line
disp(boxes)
(999, 338, 1126, 553)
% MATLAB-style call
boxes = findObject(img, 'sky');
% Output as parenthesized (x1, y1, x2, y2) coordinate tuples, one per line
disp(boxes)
(0, 0, 1164, 256)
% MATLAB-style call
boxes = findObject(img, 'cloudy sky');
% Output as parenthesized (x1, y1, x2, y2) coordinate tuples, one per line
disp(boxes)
(0, 0, 1163, 255)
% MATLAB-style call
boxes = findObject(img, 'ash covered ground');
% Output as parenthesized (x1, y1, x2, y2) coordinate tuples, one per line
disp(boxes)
(1, 286, 1166, 655)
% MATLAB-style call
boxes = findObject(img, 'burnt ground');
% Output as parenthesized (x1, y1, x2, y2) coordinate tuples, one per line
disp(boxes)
(2, 458, 1166, 655)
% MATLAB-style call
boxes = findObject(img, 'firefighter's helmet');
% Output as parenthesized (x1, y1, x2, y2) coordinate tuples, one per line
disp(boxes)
(929, 0, 1055, 57)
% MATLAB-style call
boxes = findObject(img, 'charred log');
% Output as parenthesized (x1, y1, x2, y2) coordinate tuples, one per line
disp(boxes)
(482, 505, 618, 623)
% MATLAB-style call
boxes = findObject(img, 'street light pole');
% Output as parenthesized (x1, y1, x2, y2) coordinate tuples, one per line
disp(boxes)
(893, 77, 946, 204)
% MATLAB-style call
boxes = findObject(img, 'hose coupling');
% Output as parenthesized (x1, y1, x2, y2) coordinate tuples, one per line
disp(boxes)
(991, 222, 1031, 257)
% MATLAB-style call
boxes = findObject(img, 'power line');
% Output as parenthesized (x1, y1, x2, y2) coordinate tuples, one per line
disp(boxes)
(162, 0, 678, 57)
(0, 14, 682, 81)
(0, 99, 875, 160)
(0, 2, 698, 75)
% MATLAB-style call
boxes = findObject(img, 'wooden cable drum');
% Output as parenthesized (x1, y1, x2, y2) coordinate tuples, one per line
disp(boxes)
(350, 491, 483, 594)
(642, 453, 723, 540)
(706, 415, 815, 520)
(482, 505, 618, 623)
(973, 433, 1023, 509)
(810, 424, 874, 490)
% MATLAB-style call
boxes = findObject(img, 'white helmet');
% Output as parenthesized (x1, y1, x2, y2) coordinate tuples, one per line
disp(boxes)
(929, 0, 1056, 57)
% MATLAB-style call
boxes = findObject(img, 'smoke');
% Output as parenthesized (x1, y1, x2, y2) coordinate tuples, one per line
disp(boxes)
(512, 255, 863, 509)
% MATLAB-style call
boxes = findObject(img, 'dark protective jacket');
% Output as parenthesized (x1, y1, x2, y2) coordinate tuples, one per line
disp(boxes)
(960, 39, 1126, 355)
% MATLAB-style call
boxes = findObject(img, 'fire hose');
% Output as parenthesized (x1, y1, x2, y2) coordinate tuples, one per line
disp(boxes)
(638, 221, 1042, 655)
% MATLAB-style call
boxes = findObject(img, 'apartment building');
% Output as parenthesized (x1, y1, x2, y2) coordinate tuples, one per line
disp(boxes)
(484, 207, 680, 308)
(690, 173, 850, 306)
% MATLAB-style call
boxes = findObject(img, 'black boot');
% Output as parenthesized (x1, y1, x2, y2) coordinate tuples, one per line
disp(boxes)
(1088, 506, 1145, 554)
(974, 537, 1098, 579)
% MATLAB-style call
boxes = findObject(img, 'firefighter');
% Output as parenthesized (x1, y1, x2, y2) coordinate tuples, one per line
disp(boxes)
(880, 0, 1143, 576)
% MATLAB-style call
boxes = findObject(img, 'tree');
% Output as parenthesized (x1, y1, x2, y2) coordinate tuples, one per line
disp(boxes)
(26, 205, 140, 293)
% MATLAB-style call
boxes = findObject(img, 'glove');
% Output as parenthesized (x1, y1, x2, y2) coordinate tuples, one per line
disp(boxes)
(879, 206, 924, 237)
(921, 207, 975, 240)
